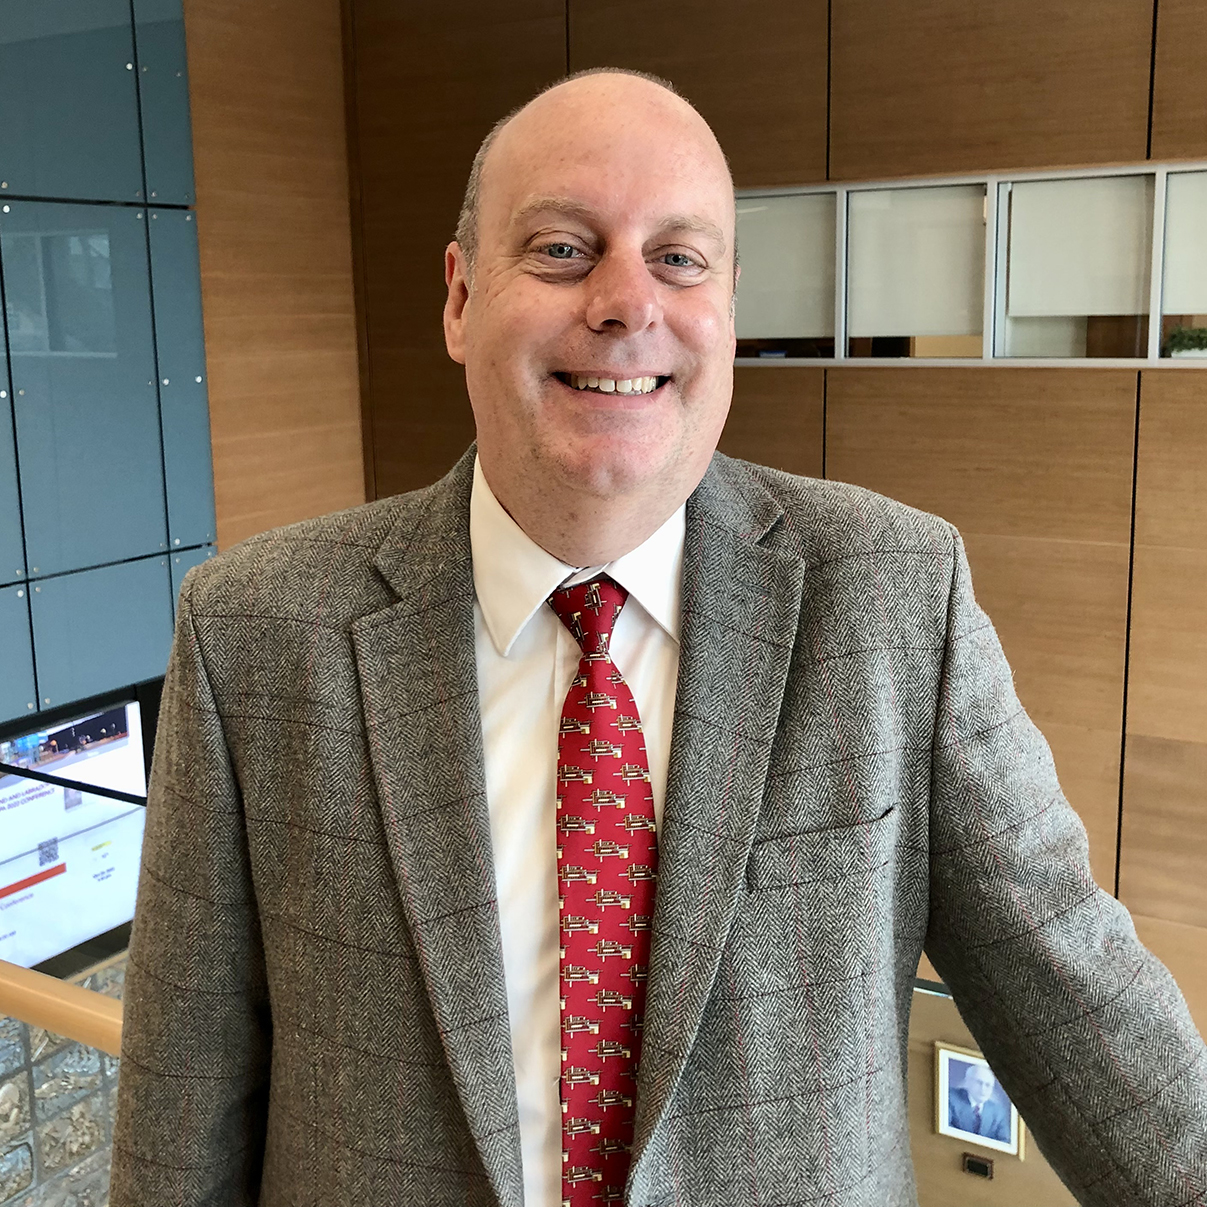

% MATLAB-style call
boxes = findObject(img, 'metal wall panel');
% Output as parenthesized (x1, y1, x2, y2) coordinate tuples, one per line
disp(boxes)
(133, 0, 196, 205)
(0, 382, 24, 585)
(0, 0, 143, 203)
(29, 555, 173, 708)
(0, 583, 37, 723)
(2, 200, 166, 577)
(148, 208, 214, 549)
(170, 543, 215, 615)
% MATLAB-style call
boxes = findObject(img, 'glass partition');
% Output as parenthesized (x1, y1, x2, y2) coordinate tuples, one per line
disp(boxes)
(735, 192, 835, 358)
(847, 184, 986, 358)
(1002, 175, 1154, 358)
(731, 163, 1207, 364)
(1160, 171, 1207, 358)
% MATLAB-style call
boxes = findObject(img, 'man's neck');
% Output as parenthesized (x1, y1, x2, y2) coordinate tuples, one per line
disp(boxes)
(480, 464, 691, 567)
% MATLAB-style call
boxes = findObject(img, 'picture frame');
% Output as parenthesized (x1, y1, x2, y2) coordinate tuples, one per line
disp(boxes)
(934, 1041, 1025, 1158)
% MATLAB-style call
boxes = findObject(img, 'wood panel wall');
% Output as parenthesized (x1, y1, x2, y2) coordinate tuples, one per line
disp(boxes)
(1120, 371, 1207, 1001)
(1151, 0, 1207, 161)
(567, 0, 828, 188)
(826, 369, 1137, 890)
(908, 991, 1077, 1206)
(184, 0, 364, 549)
(345, 0, 565, 498)
(720, 368, 824, 478)
(829, 0, 1155, 180)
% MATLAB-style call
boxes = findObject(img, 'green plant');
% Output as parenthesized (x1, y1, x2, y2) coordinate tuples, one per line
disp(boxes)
(1164, 325, 1207, 355)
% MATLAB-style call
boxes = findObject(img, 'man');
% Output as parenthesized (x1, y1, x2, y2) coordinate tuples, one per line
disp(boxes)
(110, 69, 1207, 1207)
(948, 1063, 1010, 1143)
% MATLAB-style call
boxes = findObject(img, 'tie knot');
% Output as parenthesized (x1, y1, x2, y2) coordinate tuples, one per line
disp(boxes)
(548, 576, 628, 654)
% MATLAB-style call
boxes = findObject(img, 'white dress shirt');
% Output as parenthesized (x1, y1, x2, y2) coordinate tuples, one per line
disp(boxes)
(469, 456, 684, 1207)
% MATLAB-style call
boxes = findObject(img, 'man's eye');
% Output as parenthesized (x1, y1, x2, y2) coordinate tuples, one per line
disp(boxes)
(662, 252, 698, 268)
(543, 243, 579, 260)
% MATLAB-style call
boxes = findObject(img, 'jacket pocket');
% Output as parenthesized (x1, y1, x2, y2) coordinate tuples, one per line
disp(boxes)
(744, 805, 897, 892)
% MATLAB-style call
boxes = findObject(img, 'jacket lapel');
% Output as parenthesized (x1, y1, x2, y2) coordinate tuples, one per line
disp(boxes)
(350, 451, 523, 1207)
(630, 456, 807, 1195)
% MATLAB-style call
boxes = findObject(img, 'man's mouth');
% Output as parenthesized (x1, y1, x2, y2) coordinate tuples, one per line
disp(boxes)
(552, 372, 671, 396)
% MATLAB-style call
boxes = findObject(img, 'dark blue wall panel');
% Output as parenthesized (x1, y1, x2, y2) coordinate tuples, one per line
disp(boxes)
(0, 584, 37, 723)
(0, 385, 25, 585)
(0, 0, 213, 718)
(149, 209, 214, 549)
(29, 555, 173, 708)
(134, 0, 195, 206)
(2, 200, 166, 577)
(170, 544, 214, 615)
(0, 1, 143, 203)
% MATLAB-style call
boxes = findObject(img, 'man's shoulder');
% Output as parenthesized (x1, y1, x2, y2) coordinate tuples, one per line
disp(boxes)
(709, 452, 957, 568)
(180, 480, 450, 623)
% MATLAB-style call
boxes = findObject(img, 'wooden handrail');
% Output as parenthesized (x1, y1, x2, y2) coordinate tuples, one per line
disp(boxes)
(0, 957, 123, 1056)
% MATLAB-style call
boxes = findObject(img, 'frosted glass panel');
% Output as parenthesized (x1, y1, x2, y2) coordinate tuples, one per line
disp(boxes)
(1008, 176, 1153, 318)
(848, 185, 985, 345)
(1162, 172, 1207, 316)
(735, 193, 835, 340)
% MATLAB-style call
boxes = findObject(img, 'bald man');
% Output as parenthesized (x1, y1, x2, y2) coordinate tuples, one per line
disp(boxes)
(111, 68, 1207, 1207)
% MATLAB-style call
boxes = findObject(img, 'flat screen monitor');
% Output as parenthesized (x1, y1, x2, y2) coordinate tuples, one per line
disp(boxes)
(0, 693, 151, 978)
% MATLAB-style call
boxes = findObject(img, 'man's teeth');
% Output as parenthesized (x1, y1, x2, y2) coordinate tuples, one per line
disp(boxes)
(568, 374, 660, 394)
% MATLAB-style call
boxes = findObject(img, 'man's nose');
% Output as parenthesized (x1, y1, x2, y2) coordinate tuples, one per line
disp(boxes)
(583, 249, 662, 333)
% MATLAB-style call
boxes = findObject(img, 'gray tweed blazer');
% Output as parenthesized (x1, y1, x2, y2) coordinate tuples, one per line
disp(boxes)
(110, 448, 1207, 1207)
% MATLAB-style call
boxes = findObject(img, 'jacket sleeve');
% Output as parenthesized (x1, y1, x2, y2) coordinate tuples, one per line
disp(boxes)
(925, 526, 1207, 1206)
(109, 567, 272, 1205)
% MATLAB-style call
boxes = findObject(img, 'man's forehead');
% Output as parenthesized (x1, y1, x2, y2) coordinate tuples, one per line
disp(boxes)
(508, 195, 729, 247)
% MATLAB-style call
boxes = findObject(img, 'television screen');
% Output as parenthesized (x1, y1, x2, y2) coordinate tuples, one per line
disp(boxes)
(0, 700, 147, 973)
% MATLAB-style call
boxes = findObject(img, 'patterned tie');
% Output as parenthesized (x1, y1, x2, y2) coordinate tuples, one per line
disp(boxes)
(549, 576, 658, 1207)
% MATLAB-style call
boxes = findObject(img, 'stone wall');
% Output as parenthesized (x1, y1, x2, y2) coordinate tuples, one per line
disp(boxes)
(0, 954, 125, 1207)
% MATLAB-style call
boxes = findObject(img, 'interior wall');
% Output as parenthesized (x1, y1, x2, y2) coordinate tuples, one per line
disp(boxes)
(1151, 0, 1207, 160)
(825, 368, 1137, 892)
(568, 0, 829, 188)
(184, 0, 365, 549)
(1120, 371, 1207, 994)
(829, 0, 1154, 179)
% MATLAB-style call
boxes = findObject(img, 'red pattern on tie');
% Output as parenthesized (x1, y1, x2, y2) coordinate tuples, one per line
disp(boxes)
(549, 576, 658, 1207)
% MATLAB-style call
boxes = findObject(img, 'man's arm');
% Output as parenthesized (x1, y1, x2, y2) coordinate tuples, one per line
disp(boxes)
(925, 528, 1207, 1206)
(110, 568, 272, 1206)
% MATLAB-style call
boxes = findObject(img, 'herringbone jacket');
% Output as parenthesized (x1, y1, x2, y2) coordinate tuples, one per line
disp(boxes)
(110, 449, 1207, 1206)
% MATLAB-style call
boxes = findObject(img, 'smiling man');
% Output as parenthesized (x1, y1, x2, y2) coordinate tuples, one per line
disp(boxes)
(111, 68, 1207, 1207)
(443, 70, 738, 569)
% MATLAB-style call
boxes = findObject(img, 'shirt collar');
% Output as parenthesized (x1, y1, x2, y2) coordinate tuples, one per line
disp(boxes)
(470, 455, 684, 658)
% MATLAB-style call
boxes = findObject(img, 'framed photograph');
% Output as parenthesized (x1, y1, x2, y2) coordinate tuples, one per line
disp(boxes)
(934, 1042, 1025, 1158)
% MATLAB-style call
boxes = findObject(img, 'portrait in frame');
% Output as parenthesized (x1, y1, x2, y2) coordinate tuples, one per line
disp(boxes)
(934, 1041, 1025, 1158)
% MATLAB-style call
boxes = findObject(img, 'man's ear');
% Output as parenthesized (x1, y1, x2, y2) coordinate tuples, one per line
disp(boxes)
(443, 241, 470, 365)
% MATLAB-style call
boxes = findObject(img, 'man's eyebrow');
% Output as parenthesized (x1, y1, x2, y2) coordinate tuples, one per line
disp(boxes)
(511, 196, 728, 249)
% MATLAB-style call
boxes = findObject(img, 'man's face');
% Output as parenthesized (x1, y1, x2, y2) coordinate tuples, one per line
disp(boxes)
(964, 1066, 995, 1106)
(444, 78, 737, 510)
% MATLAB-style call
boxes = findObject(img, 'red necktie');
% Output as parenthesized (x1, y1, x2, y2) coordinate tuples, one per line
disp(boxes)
(549, 576, 658, 1207)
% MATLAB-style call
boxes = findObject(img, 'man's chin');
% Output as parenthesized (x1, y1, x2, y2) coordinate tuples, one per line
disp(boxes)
(536, 433, 673, 497)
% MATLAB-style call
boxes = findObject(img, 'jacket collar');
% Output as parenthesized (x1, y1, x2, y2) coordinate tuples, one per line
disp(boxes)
(469, 453, 685, 657)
